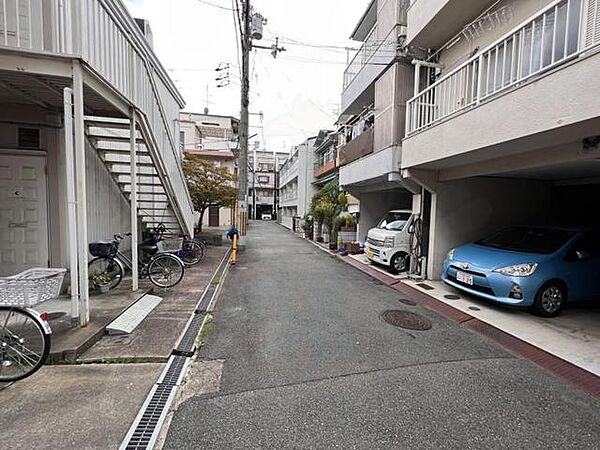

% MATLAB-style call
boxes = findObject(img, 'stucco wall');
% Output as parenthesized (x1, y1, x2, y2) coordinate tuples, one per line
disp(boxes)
(428, 177, 552, 279)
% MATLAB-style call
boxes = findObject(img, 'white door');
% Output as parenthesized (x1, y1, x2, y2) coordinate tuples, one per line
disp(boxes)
(0, 154, 49, 276)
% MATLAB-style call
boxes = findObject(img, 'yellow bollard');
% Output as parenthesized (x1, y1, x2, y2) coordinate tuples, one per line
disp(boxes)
(232, 233, 238, 265)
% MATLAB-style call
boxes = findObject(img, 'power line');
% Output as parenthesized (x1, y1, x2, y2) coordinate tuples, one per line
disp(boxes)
(196, 0, 233, 11)
(231, 0, 243, 81)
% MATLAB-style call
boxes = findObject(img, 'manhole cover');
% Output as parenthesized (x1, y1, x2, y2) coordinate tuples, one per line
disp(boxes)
(381, 310, 432, 331)
(399, 299, 417, 306)
(47, 312, 67, 321)
(444, 294, 461, 300)
(468, 306, 481, 311)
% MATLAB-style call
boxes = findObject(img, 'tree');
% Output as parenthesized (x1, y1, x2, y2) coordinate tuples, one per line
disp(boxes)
(309, 177, 347, 243)
(182, 154, 237, 232)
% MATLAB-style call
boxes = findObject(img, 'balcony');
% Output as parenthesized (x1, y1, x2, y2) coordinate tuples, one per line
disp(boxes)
(406, 0, 496, 49)
(338, 127, 374, 166)
(341, 25, 402, 115)
(313, 159, 336, 179)
(403, 0, 600, 169)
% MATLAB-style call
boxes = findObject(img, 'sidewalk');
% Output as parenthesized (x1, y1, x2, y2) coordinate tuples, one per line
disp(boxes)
(0, 245, 228, 450)
(163, 221, 599, 449)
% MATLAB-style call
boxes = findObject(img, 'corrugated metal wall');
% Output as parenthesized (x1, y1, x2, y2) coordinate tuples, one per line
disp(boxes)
(85, 139, 131, 245)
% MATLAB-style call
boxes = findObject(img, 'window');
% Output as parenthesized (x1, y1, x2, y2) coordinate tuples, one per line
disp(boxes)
(377, 212, 411, 231)
(570, 232, 600, 258)
(18, 128, 40, 149)
(477, 227, 575, 254)
(180, 131, 185, 149)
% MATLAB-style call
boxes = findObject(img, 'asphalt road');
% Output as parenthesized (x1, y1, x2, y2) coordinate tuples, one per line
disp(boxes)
(164, 221, 599, 449)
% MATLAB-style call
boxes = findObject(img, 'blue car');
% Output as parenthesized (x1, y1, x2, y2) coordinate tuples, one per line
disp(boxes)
(442, 226, 600, 317)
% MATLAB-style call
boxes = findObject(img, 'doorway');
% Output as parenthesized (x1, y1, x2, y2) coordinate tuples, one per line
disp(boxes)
(208, 206, 220, 227)
(0, 153, 49, 276)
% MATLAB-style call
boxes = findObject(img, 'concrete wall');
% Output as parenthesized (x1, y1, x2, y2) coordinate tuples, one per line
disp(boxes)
(356, 188, 412, 242)
(427, 177, 552, 279)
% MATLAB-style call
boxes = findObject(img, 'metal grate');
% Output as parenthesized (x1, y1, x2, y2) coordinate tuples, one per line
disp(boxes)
(195, 285, 217, 312)
(121, 383, 176, 450)
(173, 313, 205, 356)
(157, 355, 190, 386)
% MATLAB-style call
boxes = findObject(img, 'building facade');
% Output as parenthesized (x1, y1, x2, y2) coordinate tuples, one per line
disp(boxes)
(278, 137, 318, 229)
(249, 149, 288, 220)
(0, 0, 194, 324)
(337, 0, 417, 245)
(180, 112, 239, 229)
(402, 0, 600, 279)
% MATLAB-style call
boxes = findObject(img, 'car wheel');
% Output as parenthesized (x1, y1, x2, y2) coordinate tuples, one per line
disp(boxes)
(532, 282, 566, 318)
(389, 252, 409, 275)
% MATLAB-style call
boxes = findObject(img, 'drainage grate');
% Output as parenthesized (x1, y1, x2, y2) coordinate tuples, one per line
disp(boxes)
(399, 299, 417, 306)
(416, 283, 435, 291)
(381, 310, 432, 331)
(157, 355, 190, 386)
(196, 285, 217, 312)
(173, 313, 206, 356)
(444, 294, 461, 300)
(120, 383, 176, 450)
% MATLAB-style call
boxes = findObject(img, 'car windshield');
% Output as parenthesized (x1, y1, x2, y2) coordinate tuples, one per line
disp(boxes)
(377, 212, 411, 231)
(476, 227, 575, 254)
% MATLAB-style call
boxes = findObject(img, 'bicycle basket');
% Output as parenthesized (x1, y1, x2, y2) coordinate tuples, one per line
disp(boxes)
(156, 237, 184, 253)
(89, 241, 117, 257)
(0, 268, 67, 307)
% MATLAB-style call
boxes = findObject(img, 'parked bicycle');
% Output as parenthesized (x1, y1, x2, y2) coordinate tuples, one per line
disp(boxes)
(148, 223, 206, 267)
(88, 232, 185, 290)
(0, 268, 65, 382)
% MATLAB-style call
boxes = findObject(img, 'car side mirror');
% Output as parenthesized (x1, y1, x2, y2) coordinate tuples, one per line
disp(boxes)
(407, 224, 415, 234)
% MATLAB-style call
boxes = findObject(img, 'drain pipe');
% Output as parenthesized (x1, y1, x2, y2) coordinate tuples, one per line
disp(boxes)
(63, 87, 79, 324)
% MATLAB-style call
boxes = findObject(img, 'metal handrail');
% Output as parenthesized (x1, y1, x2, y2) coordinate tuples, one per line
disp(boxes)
(406, 0, 597, 135)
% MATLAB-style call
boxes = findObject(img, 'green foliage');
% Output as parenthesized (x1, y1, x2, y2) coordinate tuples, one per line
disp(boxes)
(89, 272, 111, 289)
(183, 154, 238, 231)
(309, 178, 347, 240)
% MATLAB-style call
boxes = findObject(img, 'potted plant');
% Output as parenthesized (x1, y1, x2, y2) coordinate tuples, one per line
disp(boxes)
(89, 272, 111, 294)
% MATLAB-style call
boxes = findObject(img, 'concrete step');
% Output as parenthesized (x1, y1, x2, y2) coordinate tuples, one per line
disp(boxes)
(106, 294, 163, 335)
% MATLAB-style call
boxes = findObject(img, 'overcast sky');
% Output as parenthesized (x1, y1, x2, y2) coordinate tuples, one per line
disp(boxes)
(124, 0, 370, 153)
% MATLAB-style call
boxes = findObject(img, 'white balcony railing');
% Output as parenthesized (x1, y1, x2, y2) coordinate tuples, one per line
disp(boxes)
(0, 0, 194, 233)
(406, 0, 599, 136)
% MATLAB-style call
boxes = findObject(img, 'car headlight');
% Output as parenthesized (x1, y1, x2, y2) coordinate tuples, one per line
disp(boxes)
(447, 248, 455, 261)
(493, 263, 538, 277)
(384, 236, 395, 248)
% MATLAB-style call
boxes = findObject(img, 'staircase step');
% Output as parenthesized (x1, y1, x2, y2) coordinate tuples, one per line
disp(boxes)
(101, 154, 154, 166)
(110, 165, 157, 176)
(142, 216, 179, 224)
(122, 185, 166, 194)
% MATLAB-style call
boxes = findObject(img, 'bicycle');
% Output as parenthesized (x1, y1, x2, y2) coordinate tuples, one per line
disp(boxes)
(149, 223, 206, 267)
(0, 268, 65, 382)
(88, 232, 185, 290)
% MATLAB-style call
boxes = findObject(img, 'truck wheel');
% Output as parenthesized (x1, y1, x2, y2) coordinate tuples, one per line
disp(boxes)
(390, 252, 409, 274)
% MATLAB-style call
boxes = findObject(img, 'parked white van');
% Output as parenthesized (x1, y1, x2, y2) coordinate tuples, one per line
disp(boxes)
(365, 210, 415, 274)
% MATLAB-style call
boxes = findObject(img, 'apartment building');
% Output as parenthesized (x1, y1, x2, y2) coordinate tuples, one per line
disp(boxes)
(0, 0, 194, 325)
(279, 137, 318, 229)
(402, 0, 600, 278)
(249, 148, 288, 219)
(312, 129, 339, 188)
(337, 0, 417, 243)
(180, 112, 239, 229)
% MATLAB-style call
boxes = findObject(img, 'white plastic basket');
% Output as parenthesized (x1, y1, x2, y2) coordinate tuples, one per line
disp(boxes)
(156, 237, 183, 253)
(0, 268, 67, 307)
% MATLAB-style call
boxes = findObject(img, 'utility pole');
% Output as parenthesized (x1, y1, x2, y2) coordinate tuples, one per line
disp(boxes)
(236, 1, 285, 237)
(237, 0, 251, 236)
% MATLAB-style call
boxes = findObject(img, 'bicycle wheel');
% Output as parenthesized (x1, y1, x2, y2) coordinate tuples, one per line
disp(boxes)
(88, 257, 124, 290)
(148, 254, 185, 288)
(0, 307, 50, 382)
(178, 240, 204, 266)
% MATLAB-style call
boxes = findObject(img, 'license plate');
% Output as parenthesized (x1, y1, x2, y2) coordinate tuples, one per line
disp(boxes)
(456, 271, 473, 285)
(367, 250, 374, 259)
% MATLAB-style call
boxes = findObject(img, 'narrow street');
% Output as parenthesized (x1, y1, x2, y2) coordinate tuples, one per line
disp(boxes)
(164, 221, 599, 449)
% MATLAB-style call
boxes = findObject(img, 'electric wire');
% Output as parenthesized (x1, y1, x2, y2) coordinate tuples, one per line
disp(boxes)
(196, 0, 233, 11)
